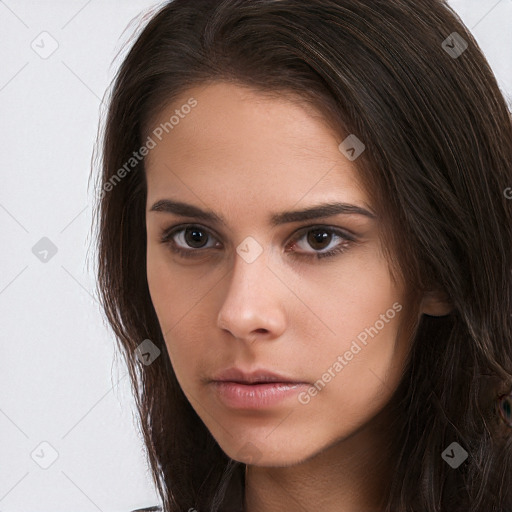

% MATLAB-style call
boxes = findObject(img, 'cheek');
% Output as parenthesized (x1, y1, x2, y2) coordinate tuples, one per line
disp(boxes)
(146, 246, 190, 362)
(146, 244, 173, 323)
(299, 309, 408, 435)
(297, 252, 408, 409)
(302, 246, 404, 346)
(146, 242, 212, 327)
(146, 245, 218, 379)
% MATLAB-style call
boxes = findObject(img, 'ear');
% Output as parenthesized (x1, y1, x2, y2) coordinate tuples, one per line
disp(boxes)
(420, 289, 453, 317)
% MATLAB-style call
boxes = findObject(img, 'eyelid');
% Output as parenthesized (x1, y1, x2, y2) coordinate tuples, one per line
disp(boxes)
(290, 223, 357, 241)
(160, 223, 356, 246)
(161, 223, 222, 249)
(160, 222, 358, 261)
(284, 225, 355, 258)
(163, 222, 220, 236)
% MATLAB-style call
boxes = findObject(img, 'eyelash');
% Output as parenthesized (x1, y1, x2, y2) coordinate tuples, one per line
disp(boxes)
(159, 224, 356, 261)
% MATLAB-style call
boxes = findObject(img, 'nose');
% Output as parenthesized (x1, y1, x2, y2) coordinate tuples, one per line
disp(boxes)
(216, 244, 287, 343)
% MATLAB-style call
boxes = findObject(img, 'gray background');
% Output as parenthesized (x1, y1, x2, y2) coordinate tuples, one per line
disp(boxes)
(1, 1, 511, 510)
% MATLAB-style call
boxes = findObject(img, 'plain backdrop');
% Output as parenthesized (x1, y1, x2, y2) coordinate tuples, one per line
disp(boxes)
(0, 1, 511, 511)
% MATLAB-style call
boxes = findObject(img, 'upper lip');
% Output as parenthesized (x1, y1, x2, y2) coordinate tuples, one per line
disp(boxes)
(210, 367, 308, 384)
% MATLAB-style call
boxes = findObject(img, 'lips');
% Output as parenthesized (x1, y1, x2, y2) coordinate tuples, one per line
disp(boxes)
(210, 367, 309, 385)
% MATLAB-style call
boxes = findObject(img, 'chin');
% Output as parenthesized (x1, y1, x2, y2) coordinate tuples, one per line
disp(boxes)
(216, 434, 318, 467)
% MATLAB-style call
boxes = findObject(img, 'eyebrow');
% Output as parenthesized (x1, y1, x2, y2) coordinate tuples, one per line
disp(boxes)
(149, 199, 376, 226)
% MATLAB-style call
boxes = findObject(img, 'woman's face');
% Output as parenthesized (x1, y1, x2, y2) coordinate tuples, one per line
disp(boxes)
(144, 82, 417, 466)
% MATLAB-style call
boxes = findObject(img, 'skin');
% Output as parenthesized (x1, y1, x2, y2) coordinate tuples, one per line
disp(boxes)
(144, 82, 451, 512)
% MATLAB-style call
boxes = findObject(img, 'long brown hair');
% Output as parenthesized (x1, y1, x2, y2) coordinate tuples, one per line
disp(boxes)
(91, 1, 512, 510)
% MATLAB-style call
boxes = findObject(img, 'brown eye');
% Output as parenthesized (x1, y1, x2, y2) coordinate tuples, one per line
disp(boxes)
(161, 224, 355, 262)
(286, 226, 354, 260)
(160, 224, 221, 258)
(183, 227, 210, 248)
(307, 229, 333, 250)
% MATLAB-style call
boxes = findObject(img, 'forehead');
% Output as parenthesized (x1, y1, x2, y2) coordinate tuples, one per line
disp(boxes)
(144, 82, 370, 213)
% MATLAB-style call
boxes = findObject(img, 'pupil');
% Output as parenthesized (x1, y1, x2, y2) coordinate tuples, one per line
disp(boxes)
(308, 229, 330, 250)
(186, 227, 207, 248)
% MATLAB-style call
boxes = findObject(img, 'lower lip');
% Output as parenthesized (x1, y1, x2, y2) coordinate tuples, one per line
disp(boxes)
(211, 381, 309, 409)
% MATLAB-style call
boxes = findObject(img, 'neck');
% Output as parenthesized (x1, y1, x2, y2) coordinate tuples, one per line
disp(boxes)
(243, 407, 394, 512)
